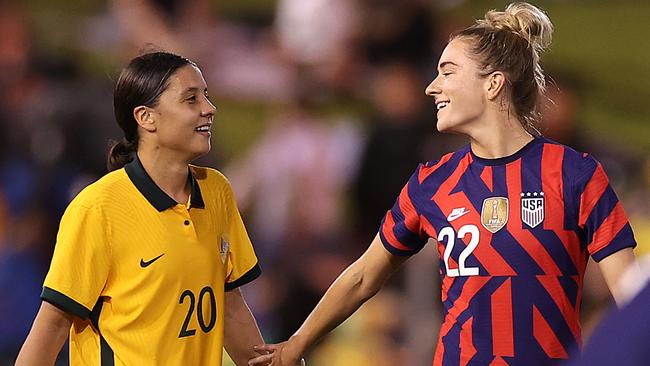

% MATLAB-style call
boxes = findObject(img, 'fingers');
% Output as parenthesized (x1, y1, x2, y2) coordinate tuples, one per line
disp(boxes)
(254, 344, 278, 353)
(248, 353, 274, 366)
(248, 353, 305, 366)
(253, 347, 269, 356)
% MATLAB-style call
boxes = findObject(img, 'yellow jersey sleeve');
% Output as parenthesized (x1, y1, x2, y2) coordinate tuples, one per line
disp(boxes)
(42, 202, 111, 319)
(222, 181, 261, 291)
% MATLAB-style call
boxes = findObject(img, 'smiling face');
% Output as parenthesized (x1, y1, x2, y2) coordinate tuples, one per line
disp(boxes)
(148, 65, 216, 160)
(425, 38, 489, 134)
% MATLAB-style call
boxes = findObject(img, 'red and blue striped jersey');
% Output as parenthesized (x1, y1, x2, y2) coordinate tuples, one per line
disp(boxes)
(379, 137, 636, 366)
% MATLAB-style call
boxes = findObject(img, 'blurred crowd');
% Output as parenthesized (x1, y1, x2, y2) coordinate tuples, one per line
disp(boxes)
(0, 1, 648, 365)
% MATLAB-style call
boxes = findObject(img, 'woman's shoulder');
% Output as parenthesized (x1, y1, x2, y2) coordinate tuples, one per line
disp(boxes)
(417, 146, 471, 180)
(538, 137, 605, 190)
(68, 169, 133, 209)
(189, 165, 228, 183)
(540, 137, 600, 170)
(189, 165, 234, 194)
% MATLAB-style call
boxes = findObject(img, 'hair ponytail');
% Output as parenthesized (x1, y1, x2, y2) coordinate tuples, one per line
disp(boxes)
(107, 138, 138, 171)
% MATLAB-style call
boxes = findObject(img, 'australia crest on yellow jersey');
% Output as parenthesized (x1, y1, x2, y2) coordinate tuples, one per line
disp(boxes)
(481, 197, 509, 233)
(220, 237, 230, 264)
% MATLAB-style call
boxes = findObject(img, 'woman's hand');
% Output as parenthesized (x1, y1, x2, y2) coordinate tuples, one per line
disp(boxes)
(248, 339, 305, 366)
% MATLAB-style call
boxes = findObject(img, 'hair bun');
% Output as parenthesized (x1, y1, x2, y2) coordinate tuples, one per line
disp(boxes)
(482, 2, 553, 52)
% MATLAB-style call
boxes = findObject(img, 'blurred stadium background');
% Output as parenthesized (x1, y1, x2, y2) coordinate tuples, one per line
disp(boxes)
(0, 0, 648, 365)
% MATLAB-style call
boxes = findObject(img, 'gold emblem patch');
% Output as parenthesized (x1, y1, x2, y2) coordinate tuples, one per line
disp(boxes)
(481, 197, 509, 233)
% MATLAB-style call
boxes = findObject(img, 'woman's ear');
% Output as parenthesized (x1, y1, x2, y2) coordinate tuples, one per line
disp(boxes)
(486, 71, 506, 101)
(133, 106, 156, 132)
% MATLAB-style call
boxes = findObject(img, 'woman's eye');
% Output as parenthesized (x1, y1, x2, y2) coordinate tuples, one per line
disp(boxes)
(186, 96, 197, 103)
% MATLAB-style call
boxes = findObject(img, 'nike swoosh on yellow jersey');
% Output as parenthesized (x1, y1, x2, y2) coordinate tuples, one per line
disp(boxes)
(140, 253, 165, 268)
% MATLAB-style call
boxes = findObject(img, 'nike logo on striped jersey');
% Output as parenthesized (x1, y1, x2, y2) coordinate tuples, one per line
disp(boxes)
(447, 207, 470, 222)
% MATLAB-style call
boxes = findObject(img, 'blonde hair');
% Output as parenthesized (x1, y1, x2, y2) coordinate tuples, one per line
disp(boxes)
(453, 2, 553, 134)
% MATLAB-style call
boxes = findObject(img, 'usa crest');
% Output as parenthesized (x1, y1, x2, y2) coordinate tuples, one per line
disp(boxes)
(220, 237, 230, 264)
(481, 197, 509, 233)
(521, 192, 544, 228)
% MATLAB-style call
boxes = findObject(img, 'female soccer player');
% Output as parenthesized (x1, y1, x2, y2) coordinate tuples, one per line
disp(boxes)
(249, 3, 639, 366)
(16, 52, 264, 365)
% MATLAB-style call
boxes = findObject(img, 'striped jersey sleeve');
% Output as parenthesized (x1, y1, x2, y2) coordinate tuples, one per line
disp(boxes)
(575, 154, 636, 261)
(379, 164, 429, 256)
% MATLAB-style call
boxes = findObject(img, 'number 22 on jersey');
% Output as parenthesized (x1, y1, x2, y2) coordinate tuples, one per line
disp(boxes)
(439, 224, 480, 277)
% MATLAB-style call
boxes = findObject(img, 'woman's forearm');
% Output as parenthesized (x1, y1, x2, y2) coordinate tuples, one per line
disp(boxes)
(223, 288, 265, 365)
(288, 236, 407, 355)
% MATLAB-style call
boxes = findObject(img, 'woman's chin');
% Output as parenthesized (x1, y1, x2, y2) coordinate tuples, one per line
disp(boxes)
(436, 119, 468, 135)
(436, 120, 454, 133)
(187, 144, 211, 161)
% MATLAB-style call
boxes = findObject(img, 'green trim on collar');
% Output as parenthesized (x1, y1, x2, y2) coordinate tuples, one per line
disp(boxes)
(124, 155, 204, 211)
(188, 169, 205, 208)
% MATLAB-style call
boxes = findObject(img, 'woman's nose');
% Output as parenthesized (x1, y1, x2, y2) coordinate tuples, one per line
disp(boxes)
(425, 77, 440, 97)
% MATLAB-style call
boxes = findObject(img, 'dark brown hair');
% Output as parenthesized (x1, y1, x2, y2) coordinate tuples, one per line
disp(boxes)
(107, 51, 195, 171)
(452, 2, 553, 134)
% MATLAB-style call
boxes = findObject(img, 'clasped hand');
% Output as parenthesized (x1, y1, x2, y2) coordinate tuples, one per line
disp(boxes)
(248, 341, 305, 366)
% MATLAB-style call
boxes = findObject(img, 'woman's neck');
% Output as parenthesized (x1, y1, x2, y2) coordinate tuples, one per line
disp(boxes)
(467, 112, 534, 159)
(136, 148, 191, 205)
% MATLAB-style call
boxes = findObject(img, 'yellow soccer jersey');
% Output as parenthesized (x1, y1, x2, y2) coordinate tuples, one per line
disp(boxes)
(42, 156, 261, 365)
